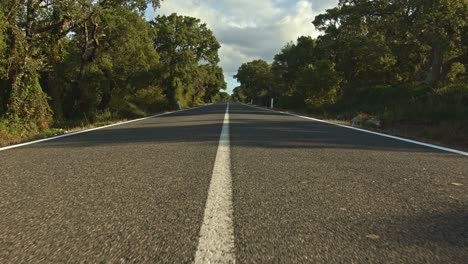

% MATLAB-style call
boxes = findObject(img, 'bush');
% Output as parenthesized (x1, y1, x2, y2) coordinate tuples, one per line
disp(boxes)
(7, 71, 53, 132)
(0, 118, 33, 146)
(108, 86, 169, 118)
(347, 83, 468, 123)
(109, 94, 145, 118)
(132, 86, 169, 113)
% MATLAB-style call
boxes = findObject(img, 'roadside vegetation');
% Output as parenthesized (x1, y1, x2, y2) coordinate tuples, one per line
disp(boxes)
(0, 0, 226, 146)
(232, 0, 468, 150)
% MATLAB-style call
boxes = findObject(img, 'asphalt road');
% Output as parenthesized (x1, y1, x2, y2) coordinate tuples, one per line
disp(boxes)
(1, 102, 467, 263)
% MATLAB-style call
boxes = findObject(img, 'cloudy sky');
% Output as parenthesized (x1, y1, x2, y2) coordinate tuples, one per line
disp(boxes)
(145, 0, 337, 93)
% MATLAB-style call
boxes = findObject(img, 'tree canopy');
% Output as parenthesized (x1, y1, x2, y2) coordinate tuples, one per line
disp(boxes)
(234, 0, 467, 117)
(151, 13, 224, 107)
(0, 1, 226, 138)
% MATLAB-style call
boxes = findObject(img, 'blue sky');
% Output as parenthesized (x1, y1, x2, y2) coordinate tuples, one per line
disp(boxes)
(146, 0, 337, 94)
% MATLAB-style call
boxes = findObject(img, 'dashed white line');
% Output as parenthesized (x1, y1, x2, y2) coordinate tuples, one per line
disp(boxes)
(195, 103, 236, 263)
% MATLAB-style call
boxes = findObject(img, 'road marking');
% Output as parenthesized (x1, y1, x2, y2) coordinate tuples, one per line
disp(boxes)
(195, 103, 235, 263)
(242, 103, 468, 156)
(0, 105, 211, 152)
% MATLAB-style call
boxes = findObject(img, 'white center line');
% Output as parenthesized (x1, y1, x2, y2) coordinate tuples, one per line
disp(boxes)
(194, 103, 236, 263)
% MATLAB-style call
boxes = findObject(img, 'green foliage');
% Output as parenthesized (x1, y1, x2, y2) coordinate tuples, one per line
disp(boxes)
(109, 93, 147, 118)
(213, 91, 230, 102)
(313, 0, 468, 86)
(0, 10, 7, 116)
(298, 61, 342, 109)
(7, 61, 52, 132)
(99, 7, 160, 84)
(234, 0, 467, 135)
(231, 86, 248, 102)
(196, 65, 227, 103)
(0, 11, 6, 79)
(272, 36, 317, 92)
(446, 63, 466, 82)
(0, 1, 224, 144)
(151, 13, 224, 108)
(234, 60, 274, 103)
(67, 6, 162, 116)
(350, 83, 468, 123)
(132, 86, 169, 113)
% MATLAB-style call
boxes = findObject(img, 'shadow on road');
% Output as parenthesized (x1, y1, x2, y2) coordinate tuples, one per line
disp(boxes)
(25, 105, 463, 156)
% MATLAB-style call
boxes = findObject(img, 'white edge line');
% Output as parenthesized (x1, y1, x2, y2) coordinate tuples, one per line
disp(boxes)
(0, 104, 212, 152)
(240, 103, 468, 156)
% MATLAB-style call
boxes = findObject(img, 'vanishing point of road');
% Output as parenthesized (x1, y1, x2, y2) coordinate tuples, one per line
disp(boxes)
(1, 103, 467, 263)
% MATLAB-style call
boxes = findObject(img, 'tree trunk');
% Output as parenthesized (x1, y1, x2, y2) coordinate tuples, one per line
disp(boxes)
(424, 46, 443, 85)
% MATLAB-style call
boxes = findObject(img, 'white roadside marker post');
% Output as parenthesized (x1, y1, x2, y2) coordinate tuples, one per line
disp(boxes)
(271, 98, 274, 109)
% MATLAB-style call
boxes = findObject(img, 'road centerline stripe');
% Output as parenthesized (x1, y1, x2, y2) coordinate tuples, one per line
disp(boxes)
(194, 103, 235, 263)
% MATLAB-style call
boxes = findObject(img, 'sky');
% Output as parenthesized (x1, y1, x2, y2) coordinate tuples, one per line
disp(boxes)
(145, 0, 337, 94)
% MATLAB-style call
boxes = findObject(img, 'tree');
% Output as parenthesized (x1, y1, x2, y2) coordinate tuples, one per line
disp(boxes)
(313, 0, 468, 86)
(411, 0, 467, 84)
(313, 2, 398, 97)
(0, 0, 164, 130)
(272, 36, 317, 96)
(296, 60, 342, 108)
(231, 86, 248, 102)
(213, 91, 230, 102)
(273, 37, 317, 77)
(195, 65, 226, 103)
(68, 0, 162, 116)
(234, 60, 274, 103)
(151, 13, 222, 108)
(88, 7, 160, 113)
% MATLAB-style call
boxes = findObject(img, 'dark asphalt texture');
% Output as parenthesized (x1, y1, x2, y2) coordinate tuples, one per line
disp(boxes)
(0, 104, 226, 262)
(0, 102, 467, 263)
(230, 103, 468, 263)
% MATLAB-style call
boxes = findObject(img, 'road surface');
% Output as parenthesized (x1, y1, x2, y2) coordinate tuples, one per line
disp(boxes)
(1, 103, 467, 263)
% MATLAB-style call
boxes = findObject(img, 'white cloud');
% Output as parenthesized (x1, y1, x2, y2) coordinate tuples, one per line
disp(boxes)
(146, 0, 336, 93)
